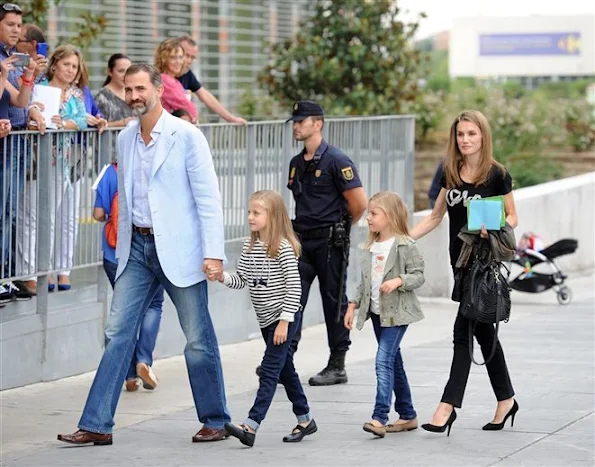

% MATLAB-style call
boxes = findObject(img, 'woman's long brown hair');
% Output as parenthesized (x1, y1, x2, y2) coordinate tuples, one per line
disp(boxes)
(444, 109, 506, 188)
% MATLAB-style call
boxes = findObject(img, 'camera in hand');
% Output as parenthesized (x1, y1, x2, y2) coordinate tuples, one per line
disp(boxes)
(12, 53, 30, 67)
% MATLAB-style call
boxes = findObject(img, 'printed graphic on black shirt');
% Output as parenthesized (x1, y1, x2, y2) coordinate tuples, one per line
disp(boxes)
(441, 165, 512, 265)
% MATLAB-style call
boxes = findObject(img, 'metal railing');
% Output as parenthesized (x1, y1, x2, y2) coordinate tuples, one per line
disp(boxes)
(204, 116, 416, 240)
(1, 129, 115, 282)
(0, 115, 415, 297)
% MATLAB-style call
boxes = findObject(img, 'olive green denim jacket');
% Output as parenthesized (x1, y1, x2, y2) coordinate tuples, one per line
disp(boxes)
(350, 236, 425, 329)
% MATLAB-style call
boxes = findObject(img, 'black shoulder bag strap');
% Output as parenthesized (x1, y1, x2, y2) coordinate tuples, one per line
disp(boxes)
(468, 261, 511, 366)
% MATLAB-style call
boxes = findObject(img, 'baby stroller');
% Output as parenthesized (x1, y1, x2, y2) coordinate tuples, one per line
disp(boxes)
(508, 233, 579, 305)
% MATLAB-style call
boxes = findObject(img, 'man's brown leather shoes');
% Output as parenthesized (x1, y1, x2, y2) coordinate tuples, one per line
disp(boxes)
(192, 427, 229, 442)
(57, 429, 113, 446)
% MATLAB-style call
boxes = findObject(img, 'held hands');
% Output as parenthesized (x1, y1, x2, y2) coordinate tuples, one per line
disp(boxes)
(206, 266, 224, 282)
(480, 224, 489, 239)
(203, 259, 223, 282)
(344, 302, 356, 330)
(273, 320, 289, 345)
(379, 277, 403, 295)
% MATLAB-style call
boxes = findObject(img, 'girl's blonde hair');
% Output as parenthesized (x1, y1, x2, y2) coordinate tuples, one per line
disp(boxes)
(444, 109, 506, 189)
(249, 190, 300, 258)
(364, 191, 410, 249)
(154, 38, 183, 74)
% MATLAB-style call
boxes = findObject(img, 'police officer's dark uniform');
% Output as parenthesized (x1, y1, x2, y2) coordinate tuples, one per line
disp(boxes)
(287, 100, 363, 386)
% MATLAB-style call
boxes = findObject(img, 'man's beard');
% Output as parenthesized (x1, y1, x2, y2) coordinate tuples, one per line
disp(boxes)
(129, 96, 157, 117)
(293, 131, 307, 142)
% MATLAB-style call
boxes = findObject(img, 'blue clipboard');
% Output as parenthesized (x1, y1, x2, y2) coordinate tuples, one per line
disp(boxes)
(467, 198, 505, 231)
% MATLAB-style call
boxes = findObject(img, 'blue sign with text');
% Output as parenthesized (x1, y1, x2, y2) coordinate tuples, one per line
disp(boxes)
(479, 33, 581, 56)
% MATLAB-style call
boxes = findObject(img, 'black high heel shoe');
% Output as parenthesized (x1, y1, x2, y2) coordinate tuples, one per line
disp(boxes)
(482, 400, 519, 431)
(421, 409, 457, 437)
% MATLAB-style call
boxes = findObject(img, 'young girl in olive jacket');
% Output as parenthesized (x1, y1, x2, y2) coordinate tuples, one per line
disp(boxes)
(344, 191, 425, 438)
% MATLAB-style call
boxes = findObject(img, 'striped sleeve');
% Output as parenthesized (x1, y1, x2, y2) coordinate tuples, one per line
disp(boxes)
(277, 242, 302, 321)
(223, 244, 250, 289)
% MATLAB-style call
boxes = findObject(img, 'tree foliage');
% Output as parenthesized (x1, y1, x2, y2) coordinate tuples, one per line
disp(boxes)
(258, 0, 426, 116)
(21, 0, 107, 50)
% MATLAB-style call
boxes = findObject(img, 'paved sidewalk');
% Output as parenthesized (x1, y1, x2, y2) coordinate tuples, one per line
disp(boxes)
(1, 273, 593, 466)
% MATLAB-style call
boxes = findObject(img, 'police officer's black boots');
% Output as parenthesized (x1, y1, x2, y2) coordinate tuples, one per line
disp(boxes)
(308, 352, 348, 386)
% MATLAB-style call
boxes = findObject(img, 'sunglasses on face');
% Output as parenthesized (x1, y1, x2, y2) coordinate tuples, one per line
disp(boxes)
(1, 3, 22, 13)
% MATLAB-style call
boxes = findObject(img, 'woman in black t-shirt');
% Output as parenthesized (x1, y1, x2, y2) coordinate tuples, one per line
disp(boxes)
(411, 110, 519, 435)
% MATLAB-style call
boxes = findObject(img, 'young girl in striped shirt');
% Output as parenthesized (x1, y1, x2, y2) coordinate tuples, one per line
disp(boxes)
(211, 190, 317, 447)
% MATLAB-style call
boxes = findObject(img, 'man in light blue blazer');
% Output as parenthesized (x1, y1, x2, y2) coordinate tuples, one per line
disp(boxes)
(58, 63, 231, 446)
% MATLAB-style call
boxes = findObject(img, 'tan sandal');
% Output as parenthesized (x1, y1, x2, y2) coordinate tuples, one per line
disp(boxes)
(363, 421, 386, 438)
(386, 418, 418, 433)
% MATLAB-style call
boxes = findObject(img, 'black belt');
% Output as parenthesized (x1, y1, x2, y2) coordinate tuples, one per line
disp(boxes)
(133, 225, 154, 235)
(296, 226, 333, 240)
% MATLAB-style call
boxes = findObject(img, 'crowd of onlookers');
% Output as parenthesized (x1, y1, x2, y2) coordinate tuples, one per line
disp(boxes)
(0, 2, 247, 307)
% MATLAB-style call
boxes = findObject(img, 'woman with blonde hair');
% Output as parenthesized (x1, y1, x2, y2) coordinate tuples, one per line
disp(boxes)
(154, 38, 197, 123)
(210, 190, 316, 447)
(344, 191, 425, 438)
(411, 110, 519, 435)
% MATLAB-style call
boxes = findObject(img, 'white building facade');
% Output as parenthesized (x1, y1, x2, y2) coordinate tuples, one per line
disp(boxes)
(449, 15, 595, 85)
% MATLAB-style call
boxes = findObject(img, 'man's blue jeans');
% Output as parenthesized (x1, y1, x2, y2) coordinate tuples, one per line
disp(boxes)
(78, 232, 231, 434)
(245, 311, 311, 431)
(102, 257, 164, 381)
(370, 314, 417, 425)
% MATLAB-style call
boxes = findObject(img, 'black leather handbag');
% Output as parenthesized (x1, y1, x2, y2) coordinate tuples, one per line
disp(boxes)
(460, 242, 511, 365)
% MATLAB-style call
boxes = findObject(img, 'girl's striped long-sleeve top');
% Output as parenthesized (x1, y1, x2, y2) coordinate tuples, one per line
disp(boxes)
(222, 239, 302, 328)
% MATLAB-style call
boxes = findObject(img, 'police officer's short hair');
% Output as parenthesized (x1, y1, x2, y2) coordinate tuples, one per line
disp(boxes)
(311, 115, 325, 128)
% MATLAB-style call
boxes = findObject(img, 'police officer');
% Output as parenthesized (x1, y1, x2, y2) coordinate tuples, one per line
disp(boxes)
(286, 100, 367, 386)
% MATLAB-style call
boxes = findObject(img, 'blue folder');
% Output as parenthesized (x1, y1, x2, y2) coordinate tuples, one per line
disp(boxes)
(467, 198, 504, 231)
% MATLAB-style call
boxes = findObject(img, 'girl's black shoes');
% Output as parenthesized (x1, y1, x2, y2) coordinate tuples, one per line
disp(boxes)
(421, 409, 457, 437)
(482, 400, 519, 431)
(225, 420, 318, 446)
(224, 423, 255, 447)
(282, 419, 318, 442)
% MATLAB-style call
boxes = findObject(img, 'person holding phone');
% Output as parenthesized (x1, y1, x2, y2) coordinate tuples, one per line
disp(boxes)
(36, 41, 46, 57)
(0, 3, 45, 302)
(1, 54, 39, 297)
(16, 23, 48, 81)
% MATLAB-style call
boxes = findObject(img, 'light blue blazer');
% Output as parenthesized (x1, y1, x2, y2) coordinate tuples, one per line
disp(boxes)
(115, 111, 226, 287)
